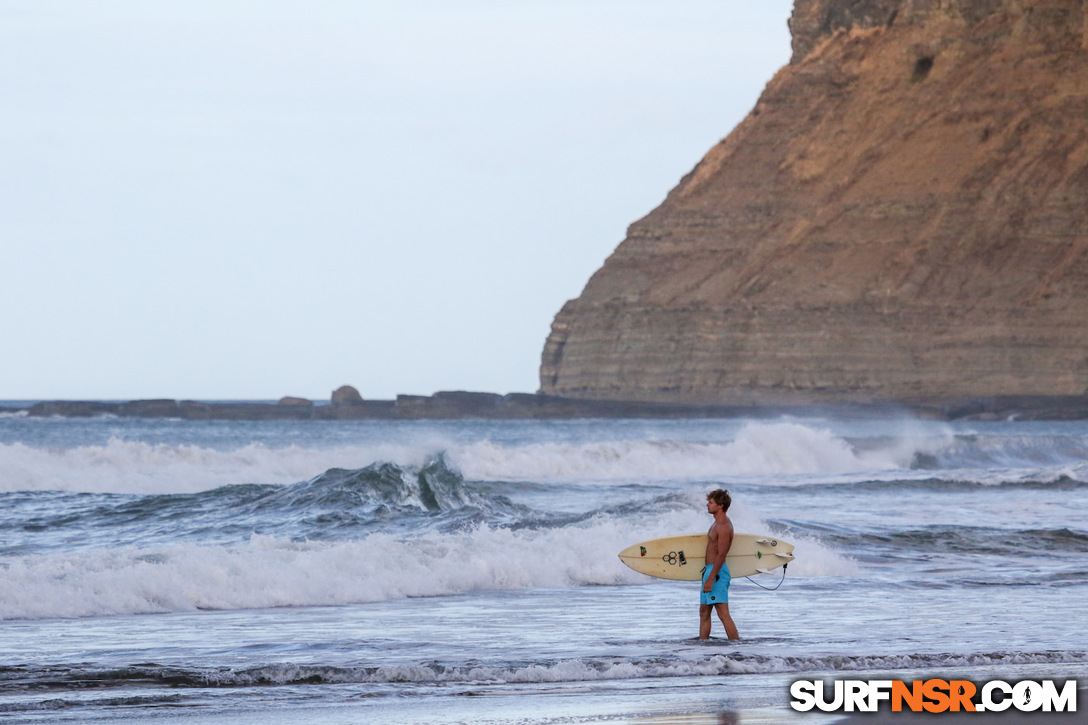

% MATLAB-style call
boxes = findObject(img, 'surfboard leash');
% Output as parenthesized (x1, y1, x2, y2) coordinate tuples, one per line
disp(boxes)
(745, 562, 788, 591)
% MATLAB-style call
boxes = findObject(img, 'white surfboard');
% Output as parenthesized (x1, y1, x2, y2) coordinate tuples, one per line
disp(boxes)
(618, 533, 795, 580)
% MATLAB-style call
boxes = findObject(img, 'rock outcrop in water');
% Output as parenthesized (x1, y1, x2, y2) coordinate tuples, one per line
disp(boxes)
(540, 0, 1088, 405)
(331, 385, 365, 406)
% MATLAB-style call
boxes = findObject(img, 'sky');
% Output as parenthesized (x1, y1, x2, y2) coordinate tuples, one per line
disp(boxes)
(1, 1, 793, 401)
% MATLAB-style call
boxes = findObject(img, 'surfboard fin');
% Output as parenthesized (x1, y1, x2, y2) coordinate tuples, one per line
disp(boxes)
(755, 567, 772, 574)
(775, 553, 794, 560)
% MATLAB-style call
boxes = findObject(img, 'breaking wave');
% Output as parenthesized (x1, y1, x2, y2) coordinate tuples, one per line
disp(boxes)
(0, 501, 851, 621)
(3, 650, 1082, 695)
(3, 419, 1087, 495)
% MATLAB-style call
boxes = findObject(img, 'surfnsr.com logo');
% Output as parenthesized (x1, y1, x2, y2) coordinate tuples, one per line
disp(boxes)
(790, 679, 1078, 714)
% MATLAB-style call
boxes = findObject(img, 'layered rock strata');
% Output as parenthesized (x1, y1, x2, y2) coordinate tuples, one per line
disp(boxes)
(540, 0, 1088, 404)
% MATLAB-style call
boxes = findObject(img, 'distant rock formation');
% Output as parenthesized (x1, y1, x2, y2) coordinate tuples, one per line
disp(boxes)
(331, 385, 364, 406)
(19, 392, 1088, 420)
(278, 396, 313, 407)
(540, 0, 1088, 405)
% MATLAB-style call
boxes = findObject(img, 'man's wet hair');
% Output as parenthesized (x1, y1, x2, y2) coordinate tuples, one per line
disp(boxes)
(707, 489, 731, 510)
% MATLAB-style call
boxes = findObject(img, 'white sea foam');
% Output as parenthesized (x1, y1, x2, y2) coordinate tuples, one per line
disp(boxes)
(3, 419, 1084, 495)
(0, 438, 439, 494)
(221, 649, 1086, 685)
(451, 422, 914, 483)
(0, 422, 910, 495)
(0, 509, 855, 620)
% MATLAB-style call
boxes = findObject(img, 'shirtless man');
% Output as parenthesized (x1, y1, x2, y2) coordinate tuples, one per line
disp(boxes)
(700, 489, 740, 640)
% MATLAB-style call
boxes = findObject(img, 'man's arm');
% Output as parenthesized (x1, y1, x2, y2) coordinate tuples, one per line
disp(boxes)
(720, 520, 734, 561)
(705, 515, 731, 583)
(702, 522, 734, 591)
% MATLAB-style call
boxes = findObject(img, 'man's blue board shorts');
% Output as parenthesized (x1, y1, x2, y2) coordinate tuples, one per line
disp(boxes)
(700, 563, 730, 605)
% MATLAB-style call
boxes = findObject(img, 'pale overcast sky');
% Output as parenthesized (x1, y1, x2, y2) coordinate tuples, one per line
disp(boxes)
(1, 1, 793, 401)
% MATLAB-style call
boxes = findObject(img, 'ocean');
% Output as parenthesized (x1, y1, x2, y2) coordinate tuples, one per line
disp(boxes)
(0, 410, 1085, 723)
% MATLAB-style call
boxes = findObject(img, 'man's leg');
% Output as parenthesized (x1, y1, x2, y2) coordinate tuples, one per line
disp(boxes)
(699, 603, 713, 639)
(715, 603, 739, 640)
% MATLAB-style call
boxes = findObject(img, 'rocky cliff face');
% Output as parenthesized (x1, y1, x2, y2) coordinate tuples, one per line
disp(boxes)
(540, 0, 1088, 404)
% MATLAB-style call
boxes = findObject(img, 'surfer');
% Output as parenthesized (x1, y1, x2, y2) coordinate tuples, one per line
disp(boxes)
(700, 489, 740, 640)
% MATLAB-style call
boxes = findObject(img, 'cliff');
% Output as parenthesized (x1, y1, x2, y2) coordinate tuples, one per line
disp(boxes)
(540, 0, 1088, 405)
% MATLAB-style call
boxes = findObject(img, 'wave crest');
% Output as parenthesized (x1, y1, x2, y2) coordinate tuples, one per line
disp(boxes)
(6, 650, 1083, 691)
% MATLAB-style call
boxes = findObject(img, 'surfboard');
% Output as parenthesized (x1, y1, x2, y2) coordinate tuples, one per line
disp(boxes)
(618, 533, 795, 580)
